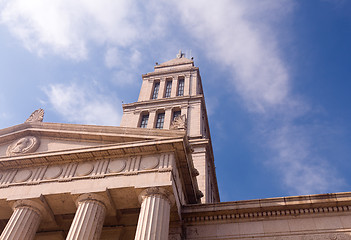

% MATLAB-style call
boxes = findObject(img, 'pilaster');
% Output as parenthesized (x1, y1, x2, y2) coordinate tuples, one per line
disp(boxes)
(171, 78, 178, 98)
(164, 108, 172, 130)
(158, 78, 166, 98)
(184, 74, 190, 96)
(147, 110, 156, 129)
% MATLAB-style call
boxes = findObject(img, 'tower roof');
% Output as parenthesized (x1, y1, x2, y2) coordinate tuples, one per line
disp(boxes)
(154, 50, 194, 70)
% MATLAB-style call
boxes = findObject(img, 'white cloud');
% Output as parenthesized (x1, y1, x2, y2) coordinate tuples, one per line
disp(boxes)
(266, 122, 343, 194)
(0, 0, 159, 60)
(43, 83, 121, 126)
(105, 47, 142, 86)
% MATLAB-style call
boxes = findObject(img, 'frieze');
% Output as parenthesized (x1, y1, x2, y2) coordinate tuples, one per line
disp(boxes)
(0, 153, 174, 188)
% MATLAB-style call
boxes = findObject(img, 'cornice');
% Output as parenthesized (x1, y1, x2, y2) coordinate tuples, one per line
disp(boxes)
(122, 95, 204, 109)
(0, 122, 186, 145)
(182, 192, 351, 223)
(142, 66, 199, 77)
(0, 138, 185, 169)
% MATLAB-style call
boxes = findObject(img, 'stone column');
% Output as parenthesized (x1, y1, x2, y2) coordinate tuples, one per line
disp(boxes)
(134, 187, 174, 240)
(66, 193, 108, 240)
(0, 200, 44, 240)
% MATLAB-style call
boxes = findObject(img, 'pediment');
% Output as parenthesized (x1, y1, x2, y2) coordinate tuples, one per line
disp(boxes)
(0, 122, 185, 159)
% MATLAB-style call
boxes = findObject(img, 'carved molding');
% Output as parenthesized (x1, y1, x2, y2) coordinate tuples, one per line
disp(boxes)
(12, 199, 46, 218)
(76, 193, 110, 209)
(0, 153, 174, 188)
(138, 187, 175, 206)
(6, 136, 40, 156)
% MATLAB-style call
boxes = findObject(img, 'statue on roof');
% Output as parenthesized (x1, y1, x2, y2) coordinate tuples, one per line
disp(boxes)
(177, 50, 185, 59)
(25, 108, 44, 123)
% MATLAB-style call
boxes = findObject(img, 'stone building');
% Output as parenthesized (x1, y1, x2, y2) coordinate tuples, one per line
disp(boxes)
(0, 53, 351, 239)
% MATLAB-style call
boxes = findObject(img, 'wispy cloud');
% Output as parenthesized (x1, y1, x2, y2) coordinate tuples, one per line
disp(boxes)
(0, 0, 162, 60)
(43, 83, 121, 126)
(105, 47, 142, 86)
(171, 0, 343, 194)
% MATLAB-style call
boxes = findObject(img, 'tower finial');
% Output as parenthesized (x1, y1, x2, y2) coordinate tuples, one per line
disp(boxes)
(177, 50, 185, 58)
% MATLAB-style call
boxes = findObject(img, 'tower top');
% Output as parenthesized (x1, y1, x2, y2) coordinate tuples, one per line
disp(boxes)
(177, 50, 185, 58)
(154, 51, 194, 71)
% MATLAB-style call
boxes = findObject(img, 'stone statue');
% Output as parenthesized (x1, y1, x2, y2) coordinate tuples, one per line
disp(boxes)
(170, 114, 187, 130)
(25, 108, 44, 123)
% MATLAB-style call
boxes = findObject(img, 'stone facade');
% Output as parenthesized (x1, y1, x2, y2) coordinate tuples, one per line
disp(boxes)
(0, 53, 350, 239)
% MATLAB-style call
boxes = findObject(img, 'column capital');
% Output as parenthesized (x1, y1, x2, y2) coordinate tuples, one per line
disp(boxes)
(138, 187, 175, 206)
(12, 199, 46, 218)
(76, 193, 110, 209)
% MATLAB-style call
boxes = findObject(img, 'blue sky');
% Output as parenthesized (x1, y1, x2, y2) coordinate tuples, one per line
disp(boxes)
(0, 0, 350, 202)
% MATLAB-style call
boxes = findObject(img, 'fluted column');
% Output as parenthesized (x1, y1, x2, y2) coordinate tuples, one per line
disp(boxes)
(0, 200, 44, 240)
(134, 187, 175, 240)
(66, 193, 108, 240)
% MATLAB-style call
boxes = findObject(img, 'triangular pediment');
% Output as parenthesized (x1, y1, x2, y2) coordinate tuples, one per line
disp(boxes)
(0, 121, 186, 159)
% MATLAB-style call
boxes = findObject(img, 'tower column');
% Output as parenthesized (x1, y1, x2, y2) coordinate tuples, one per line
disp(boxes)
(158, 78, 166, 98)
(66, 193, 108, 240)
(147, 110, 157, 128)
(134, 187, 174, 240)
(0, 200, 45, 240)
(171, 77, 178, 98)
(184, 74, 191, 96)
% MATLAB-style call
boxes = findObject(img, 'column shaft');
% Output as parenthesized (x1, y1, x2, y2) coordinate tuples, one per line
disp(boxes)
(66, 199, 106, 240)
(134, 192, 172, 240)
(0, 205, 41, 240)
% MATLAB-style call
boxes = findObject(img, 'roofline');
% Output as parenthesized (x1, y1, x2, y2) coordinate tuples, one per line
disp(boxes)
(142, 66, 199, 78)
(0, 122, 186, 144)
(183, 191, 351, 223)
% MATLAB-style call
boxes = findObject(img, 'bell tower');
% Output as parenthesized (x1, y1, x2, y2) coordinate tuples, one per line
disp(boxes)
(120, 51, 220, 203)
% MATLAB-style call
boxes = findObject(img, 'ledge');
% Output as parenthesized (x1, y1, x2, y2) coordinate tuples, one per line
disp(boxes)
(182, 192, 351, 223)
